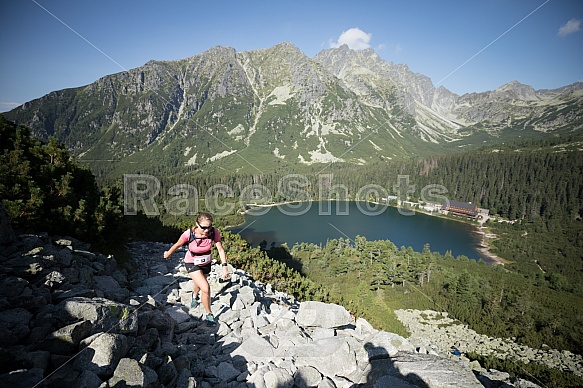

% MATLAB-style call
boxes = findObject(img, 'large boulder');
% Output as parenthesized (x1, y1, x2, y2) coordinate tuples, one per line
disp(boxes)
(108, 357, 159, 387)
(36, 320, 92, 355)
(295, 300, 352, 328)
(366, 351, 484, 387)
(73, 332, 129, 378)
(0, 307, 33, 346)
(55, 297, 138, 335)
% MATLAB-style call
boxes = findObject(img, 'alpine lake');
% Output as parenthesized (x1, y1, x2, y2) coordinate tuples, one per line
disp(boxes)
(228, 201, 494, 264)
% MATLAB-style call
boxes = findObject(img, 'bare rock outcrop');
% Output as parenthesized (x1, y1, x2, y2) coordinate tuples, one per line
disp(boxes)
(0, 235, 540, 387)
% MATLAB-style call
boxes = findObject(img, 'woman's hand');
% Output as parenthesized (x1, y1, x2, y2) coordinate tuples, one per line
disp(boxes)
(222, 264, 230, 279)
(163, 251, 170, 260)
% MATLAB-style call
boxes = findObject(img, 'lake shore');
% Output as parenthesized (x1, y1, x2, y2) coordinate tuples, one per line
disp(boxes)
(474, 226, 504, 265)
(240, 200, 313, 213)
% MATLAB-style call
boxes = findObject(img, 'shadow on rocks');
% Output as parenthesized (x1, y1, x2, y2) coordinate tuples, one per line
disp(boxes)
(356, 343, 430, 387)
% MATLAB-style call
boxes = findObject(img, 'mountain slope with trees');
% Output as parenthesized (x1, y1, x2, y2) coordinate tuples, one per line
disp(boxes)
(0, 116, 123, 243)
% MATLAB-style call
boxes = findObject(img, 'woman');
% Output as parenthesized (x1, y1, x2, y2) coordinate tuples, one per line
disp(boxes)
(164, 212, 230, 325)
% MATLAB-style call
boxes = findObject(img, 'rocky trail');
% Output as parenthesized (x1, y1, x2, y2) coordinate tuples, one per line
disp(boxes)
(0, 234, 547, 387)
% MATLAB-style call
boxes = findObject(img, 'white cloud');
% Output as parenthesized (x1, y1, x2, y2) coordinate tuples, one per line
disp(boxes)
(330, 27, 372, 50)
(558, 18, 581, 37)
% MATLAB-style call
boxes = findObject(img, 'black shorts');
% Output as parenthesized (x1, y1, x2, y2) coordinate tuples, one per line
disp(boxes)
(184, 262, 212, 274)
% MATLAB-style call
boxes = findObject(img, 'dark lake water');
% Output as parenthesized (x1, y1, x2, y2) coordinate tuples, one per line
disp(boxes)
(228, 201, 492, 264)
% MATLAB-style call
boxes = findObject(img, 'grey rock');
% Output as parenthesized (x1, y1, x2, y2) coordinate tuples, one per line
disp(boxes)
(365, 331, 414, 360)
(317, 376, 336, 388)
(294, 366, 323, 388)
(263, 367, 294, 388)
(20, 349, 51, 370)
(157, 355, 178, 386)
(236, 285, 257, 307)
(356, 317, 377, 337)
(141, 309, 175, 342)
(292, 337, 358, 379)
(296, 301, 352, 328)
(372, 374, 419, 387)
(44, 270, 67, 288)
(0, 307, 32, 343)
(366, 351, 483, 388)
(74, 250, 96, 260)
(56, 247, 73, 266)
(52, 284, 96, 301)
(75, 369, 103, 388)
(164, 305, 191, 324)
(231, 334, 275, 362)
(3, 256, 44, 278)
(108, 357, 159, 387)
(44, 362, 81, 387)
(142, 274, 177, 288)
(0, 276, 29, 299)
(55, 297, 138, 335)
(92, 275, 129, 302)
(0, 368, 44, 387)
(140, 352, 165, 370)
(37, 319, 92, 354)
(217, 361, 240, 382)
(175, 368, 196, 388)
(74, 332, 128, 378)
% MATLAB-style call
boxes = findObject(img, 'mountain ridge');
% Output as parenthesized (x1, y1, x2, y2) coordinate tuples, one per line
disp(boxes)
(3, 42, 582, 176)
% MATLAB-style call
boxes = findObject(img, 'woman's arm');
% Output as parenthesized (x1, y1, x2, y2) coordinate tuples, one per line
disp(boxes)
(164, 238, 185, 260)
(215, 241, 230, 278)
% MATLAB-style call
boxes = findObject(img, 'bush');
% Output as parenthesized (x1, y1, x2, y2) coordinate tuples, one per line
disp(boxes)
(0, 116, 123, 243)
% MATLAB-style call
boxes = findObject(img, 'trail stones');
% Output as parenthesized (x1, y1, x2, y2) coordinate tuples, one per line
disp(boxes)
(0, 236, 548, 387)
(296, 301, 352, 328)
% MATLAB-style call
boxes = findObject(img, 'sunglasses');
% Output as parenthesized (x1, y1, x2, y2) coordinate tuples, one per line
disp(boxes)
(197, 223, 213, 230)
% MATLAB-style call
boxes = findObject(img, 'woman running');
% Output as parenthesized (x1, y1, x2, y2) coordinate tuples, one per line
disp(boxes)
(164, 212, 229, 325)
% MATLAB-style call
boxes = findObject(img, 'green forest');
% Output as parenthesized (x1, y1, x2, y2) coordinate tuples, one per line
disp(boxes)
(1, 116, 582, 387)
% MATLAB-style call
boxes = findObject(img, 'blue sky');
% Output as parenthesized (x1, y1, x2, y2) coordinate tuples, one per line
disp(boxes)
(1, 0, 581, 112)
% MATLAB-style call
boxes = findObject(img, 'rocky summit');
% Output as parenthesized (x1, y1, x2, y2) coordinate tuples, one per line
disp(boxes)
(0, 231, 541, 387)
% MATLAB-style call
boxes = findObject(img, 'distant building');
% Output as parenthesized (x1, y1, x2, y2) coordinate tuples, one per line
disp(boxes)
(382, 196, 398, 202)
(441, 200, 479, 218)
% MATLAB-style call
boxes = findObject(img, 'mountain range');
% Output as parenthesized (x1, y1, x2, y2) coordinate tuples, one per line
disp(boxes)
(3, 42, 582, 177)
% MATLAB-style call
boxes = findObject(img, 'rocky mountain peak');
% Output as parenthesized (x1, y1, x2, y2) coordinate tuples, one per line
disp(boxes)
(2, 42, 581, 174)
(270, 41, 303, 54)
(494, 80, 538, 100)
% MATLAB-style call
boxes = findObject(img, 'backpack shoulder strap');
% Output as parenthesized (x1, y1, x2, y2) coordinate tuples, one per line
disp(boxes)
(189, 227, 214, 243)
(186, 227, 215, 256)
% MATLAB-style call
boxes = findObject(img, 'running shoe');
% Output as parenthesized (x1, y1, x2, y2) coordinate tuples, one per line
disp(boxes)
(190, 297, 200, 309)
(206, 313, 217, 326)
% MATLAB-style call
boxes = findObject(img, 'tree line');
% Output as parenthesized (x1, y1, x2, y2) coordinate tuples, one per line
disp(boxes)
(125, 136, 582, 226)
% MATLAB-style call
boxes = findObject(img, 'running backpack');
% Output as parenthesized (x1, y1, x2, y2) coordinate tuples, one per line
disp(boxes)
(188, 227, 215, 256)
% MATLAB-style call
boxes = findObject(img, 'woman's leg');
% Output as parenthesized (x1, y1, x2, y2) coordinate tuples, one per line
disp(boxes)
(191, 272, 200, 300)
(189, 270, 211, 314)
